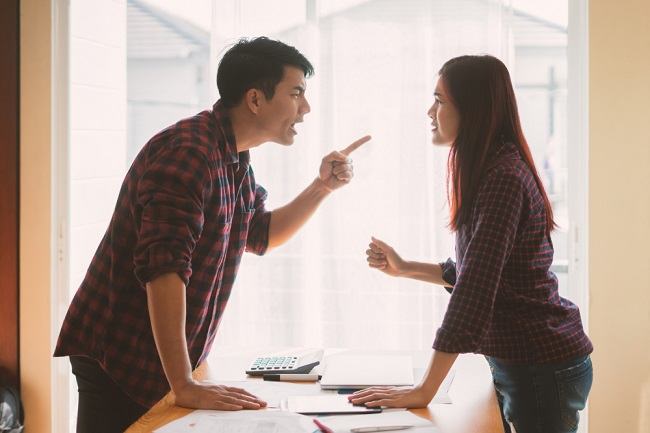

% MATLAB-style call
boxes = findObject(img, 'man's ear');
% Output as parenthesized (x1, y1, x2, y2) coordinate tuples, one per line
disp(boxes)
(245, 88, 263, 114)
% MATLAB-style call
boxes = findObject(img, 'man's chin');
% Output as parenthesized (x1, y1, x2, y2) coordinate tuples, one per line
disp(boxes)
(272, 136, 295, 146)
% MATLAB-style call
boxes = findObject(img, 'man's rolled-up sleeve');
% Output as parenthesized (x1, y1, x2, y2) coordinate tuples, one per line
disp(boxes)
(245, 183, 271, 256)
(433, 169, 524, 353)
(133, 146, 211, 287)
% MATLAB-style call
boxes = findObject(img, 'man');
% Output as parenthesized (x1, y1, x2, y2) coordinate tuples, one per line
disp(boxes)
(54, 37, 370, 432)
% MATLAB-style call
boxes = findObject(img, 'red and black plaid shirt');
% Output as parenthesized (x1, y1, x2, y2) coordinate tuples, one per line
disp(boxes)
(54, 101, 271, 407)
(434, 142, 593, 363)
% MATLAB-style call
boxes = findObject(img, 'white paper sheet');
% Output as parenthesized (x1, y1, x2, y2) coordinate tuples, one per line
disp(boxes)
(213, 368, 453, 409)
(153, 409, 317, 433)
(213, 380, 333, 408)
(316, 410, 439, 432)
(284, 394, 383, 415)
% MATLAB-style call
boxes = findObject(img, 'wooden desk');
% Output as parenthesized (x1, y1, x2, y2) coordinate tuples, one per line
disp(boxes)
(126, 349, 504, 433)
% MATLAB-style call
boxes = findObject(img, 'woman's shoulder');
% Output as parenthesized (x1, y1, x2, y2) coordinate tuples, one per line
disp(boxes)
(483, 143, 535, 187)
(475, 152, 539, 216)
(482, 159, 529, 189)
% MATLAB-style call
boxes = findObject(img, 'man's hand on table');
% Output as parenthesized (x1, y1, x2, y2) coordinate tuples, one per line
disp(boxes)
(173, 380, 267, 410)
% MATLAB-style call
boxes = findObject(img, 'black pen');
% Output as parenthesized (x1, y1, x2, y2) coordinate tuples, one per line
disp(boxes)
(263, 373, 322, 382)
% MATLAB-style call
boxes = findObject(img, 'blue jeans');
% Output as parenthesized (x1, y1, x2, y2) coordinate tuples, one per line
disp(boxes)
(486, 355, 593, 433)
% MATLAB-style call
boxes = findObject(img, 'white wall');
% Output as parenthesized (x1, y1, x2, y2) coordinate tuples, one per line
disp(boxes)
(69, 0, 128, 290)
(126, 56, 209, 161)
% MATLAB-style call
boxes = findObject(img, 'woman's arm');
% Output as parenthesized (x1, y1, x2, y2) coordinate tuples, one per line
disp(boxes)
(348, 350, 458, 408)
(366, 237, 451, 287)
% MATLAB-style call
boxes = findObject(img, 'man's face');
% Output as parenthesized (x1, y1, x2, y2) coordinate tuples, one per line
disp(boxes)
(256, 66, 311, 145)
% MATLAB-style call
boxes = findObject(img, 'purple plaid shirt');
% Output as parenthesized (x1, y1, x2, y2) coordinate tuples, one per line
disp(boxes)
(434, 142, 592, 363)
(54, 101, 271, 407)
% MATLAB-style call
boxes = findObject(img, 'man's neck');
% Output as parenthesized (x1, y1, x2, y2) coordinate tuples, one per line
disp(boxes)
(227, 106, 265, 153)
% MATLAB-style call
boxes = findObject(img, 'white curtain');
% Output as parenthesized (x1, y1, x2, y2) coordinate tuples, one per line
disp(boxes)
(211, 0, 521, 351)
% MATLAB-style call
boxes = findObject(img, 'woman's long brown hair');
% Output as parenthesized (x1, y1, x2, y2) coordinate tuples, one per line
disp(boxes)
(440, 55, 556, 234)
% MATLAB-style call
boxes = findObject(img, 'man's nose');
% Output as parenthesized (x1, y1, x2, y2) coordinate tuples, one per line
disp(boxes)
(302, 99, 311, 115)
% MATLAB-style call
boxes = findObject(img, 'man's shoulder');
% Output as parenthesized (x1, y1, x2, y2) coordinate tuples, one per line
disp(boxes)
(144, 108, 228, 163)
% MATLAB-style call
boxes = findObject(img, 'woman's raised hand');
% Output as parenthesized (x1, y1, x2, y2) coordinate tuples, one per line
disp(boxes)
(366, 236, 408, 277)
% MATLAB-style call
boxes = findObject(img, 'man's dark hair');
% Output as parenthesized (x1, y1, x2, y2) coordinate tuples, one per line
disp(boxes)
(217, 37, 314, 108)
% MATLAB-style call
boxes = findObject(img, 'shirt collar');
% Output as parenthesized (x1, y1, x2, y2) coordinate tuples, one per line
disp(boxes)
(212, 100, 241, 165)
(484, 140, 521, 171)
(492, 139, 520, 159)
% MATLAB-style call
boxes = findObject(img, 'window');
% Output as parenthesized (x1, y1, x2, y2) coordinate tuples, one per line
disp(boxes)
(66, 0, 577, 357)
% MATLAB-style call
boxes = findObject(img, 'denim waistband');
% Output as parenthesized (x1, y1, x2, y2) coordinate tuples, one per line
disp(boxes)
(486, 354, 590, 373)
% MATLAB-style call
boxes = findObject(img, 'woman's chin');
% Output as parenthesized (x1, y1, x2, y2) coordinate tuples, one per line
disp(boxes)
(431, 137, 451, 147)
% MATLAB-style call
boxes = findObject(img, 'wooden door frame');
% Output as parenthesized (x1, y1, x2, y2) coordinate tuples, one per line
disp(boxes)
(0, 0, 20, 390)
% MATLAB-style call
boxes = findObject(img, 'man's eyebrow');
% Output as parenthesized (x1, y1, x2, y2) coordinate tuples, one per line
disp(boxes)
(293, 85, 306, 93)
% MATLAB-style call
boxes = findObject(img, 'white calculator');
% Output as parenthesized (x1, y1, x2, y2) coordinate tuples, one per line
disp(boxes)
(246, 349, 323, 376)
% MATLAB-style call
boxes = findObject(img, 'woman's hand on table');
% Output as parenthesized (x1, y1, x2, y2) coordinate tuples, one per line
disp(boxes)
(348, 385, 432, 409)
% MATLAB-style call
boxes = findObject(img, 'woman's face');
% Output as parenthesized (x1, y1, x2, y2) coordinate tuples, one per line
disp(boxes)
(428, 76, 460, 147)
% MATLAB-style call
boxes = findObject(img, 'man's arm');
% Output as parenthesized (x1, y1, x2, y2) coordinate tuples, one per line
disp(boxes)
(267, 135, 371, 249)
(267, 178, 331, 248)
(146, 272, 266, 410)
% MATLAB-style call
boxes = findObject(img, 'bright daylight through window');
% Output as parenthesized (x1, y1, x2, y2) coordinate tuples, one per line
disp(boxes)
(70, 0, 572, 351)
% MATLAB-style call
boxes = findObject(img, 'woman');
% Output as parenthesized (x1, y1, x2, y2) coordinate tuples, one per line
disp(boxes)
(349, 55, 593, 433)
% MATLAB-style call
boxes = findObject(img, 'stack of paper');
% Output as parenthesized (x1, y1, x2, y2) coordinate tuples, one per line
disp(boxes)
(153, 410, 315, 433)
(315, 410, 439, 432)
